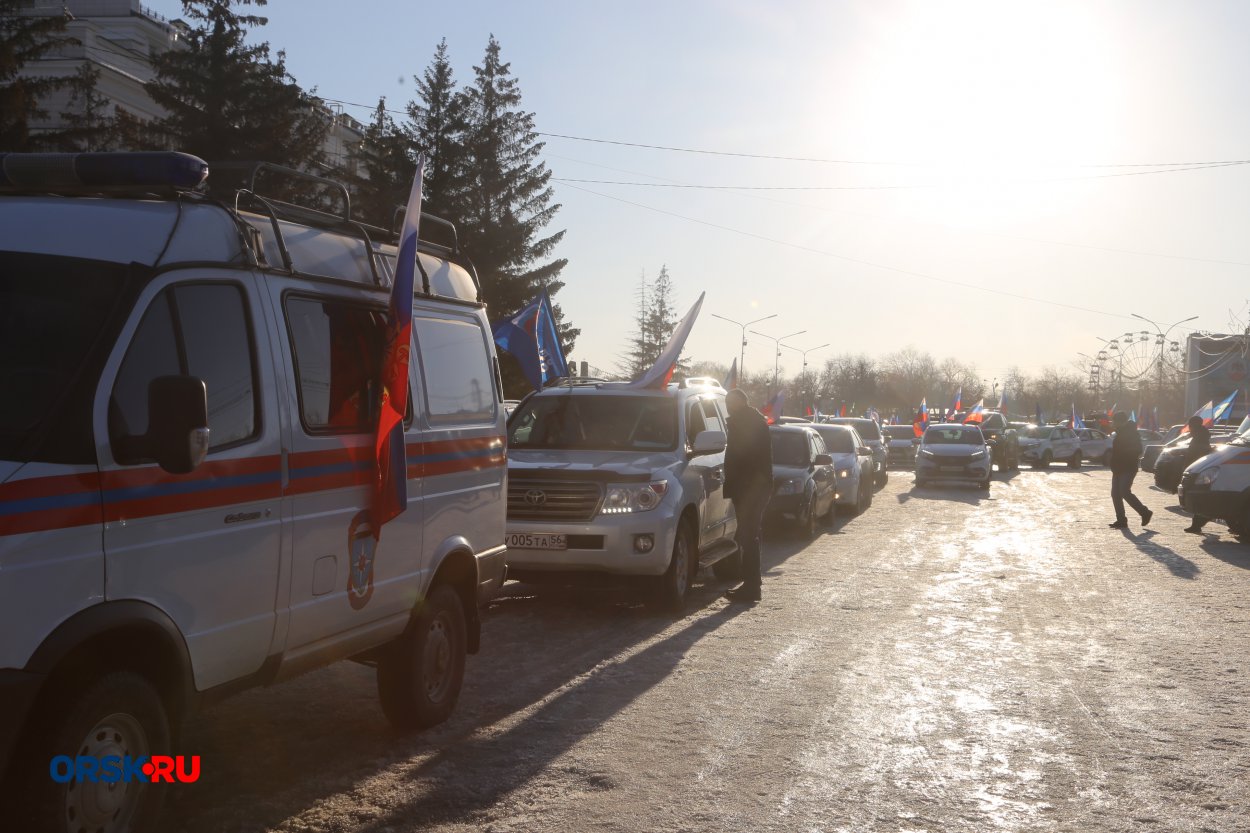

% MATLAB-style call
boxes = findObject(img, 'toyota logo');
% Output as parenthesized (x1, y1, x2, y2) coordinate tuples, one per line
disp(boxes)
(524, 489, 547, 506)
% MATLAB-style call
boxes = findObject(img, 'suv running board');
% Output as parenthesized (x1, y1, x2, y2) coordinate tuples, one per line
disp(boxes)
(698, 538, 740, 570)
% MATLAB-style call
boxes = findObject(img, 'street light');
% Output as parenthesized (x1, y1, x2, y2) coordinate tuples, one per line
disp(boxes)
(1131, 313, 1198, 406)
(782, 341, 831, 373)
(749, 328, 806, 392)
(710, 312, 777, 381)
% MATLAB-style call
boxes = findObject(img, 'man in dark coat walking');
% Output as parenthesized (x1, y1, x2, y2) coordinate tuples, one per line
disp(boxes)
(1183, 415, 1214, 534)
(1109, 411, 1152, 529)
(723, 389, 772, 603)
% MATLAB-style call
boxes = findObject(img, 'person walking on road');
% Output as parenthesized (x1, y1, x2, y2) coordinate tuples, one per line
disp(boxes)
(1183, 416, 1214, 534)
(1109, 411, 1152, 529)
(723, 388, 772, 603)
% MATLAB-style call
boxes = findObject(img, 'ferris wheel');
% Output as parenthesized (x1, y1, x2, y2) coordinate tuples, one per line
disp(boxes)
(1083, 328, 1184, 397)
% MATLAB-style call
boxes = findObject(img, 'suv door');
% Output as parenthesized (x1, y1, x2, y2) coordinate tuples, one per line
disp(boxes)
(697, 397, 731, 544)
(101, 274, 282, 690)
(683, 397, 717, 551)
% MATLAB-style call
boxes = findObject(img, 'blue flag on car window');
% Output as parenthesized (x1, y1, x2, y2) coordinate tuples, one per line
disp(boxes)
(492, 289, 570, 390)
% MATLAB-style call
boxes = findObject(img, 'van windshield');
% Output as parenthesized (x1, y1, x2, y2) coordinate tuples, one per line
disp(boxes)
(1, 255, 132, 462)
(508, 394, 678, 451)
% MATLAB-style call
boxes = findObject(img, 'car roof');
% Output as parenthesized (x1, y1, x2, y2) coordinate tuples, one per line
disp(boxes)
(769, 424, 818, 435)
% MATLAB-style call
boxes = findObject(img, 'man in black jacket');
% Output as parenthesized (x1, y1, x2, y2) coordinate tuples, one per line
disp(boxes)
(724, 389, 772, 603)
(1183, 416, 1214, 534)
(1109, 411, 1152, 529)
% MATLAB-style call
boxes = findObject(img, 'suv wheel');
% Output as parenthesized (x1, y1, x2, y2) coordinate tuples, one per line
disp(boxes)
(875, 470, 889, 488)
(1068, 451, 1082, 469)
(378, 584, 467, 732)
(25, 672, 170, 833)
(654, 521, 695, 611)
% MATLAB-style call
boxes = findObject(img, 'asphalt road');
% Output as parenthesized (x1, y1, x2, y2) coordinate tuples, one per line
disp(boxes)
(168, 465, 1250, 832)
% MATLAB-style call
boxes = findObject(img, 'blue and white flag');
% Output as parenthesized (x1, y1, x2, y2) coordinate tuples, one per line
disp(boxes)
(492, 289, 569, 390)
(1213, 389, 1237, 423)
(629, 292, 705, 389)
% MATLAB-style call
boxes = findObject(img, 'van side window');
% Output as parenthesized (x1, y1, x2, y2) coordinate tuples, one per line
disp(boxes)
(285, 297, 384, 434)
(413, 315, 495, 425)
(110, 283, 258, 459)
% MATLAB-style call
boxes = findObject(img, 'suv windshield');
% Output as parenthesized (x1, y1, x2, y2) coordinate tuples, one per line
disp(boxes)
(925, 426, 984, 445)
(771, 431, 810, 466)
(1, 255, 134, 462)
(813, 427, 854, 454)
(508, 394, 677, 451)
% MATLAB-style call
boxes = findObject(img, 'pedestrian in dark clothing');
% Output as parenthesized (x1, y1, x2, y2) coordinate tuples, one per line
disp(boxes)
(1109, 411, 1152, 529)
(724, 388, 772, 603)
(1184, 416, 1214, 534)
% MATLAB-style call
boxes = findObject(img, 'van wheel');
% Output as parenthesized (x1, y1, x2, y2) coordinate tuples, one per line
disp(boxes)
(654, 522, 695, 611)
(1068, 452, 1082, 469)
(25, 672, 170, 833)
(377, 584, 466, 732)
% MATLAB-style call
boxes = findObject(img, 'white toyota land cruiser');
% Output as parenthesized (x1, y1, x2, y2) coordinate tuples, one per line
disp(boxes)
(504, 378, 740, 609)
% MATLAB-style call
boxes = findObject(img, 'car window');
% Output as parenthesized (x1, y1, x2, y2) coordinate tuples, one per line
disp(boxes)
(814, 427, 854, 454)
(924, 426, 983, 444)
(413, 315, 497, 425)
(810, 432, 826, 458)
(700, 399, 725, 434)
(687, 400, 707, 444)
(286, 296, 384, 434)
(771, 431, 810, 466)
(111, 283, 259, 458)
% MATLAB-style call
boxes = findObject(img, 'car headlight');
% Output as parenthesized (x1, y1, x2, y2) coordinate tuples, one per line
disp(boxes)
(836, 467, 853, 478)
(969, 449, 986, 459)
(600, 481, 668, 514)
(1194, 466, 1220, 488)
(775, 479, 802, 495)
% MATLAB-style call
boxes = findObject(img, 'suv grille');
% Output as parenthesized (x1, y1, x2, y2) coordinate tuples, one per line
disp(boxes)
(508, 480, 603, 523)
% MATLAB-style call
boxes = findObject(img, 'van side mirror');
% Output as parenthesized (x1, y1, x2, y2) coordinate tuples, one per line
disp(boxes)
(146, 375, 210, 474)
(691, 429, 727, 456)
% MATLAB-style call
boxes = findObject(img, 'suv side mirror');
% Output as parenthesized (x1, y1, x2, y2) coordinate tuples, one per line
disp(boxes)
(813, 453, 833, 466)
(146, 375, 210, 474)
(691, 429, 726, 456)
(857, 446, 871, 455)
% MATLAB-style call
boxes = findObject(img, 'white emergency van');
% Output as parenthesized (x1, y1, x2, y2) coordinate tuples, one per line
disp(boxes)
(0, 152, 507, 832)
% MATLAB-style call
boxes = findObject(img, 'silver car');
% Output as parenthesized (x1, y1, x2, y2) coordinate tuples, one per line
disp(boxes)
(914, 424, 993, 490)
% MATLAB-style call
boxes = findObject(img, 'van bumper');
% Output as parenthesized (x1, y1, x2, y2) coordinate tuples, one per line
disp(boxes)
(476, 544, 508, 605)
(1179, 480, 1240, 519)
(0, 668, 44, 780)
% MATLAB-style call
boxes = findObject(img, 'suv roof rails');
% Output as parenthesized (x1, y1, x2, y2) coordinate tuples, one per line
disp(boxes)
(543, 376, 612, 389)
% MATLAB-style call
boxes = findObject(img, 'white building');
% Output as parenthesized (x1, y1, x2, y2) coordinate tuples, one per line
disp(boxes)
(16, 0, 361, 173)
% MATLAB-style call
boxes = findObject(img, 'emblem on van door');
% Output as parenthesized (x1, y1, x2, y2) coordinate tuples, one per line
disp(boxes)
(525, 489, 547, 506)
(346, 510, 376, 610)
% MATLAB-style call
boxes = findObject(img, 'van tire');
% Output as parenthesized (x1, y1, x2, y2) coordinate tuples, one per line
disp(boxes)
(654, 522, 695, 611)
(377, 585, 466, 732)
(24, 671, 170, 833)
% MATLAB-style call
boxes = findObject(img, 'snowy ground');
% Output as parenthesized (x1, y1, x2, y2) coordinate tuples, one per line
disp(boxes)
(168, 466, 1250, 832)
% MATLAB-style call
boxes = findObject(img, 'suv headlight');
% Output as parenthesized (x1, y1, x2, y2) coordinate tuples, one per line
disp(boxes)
(601, 481, 669, 514)
(775, 479, 802, 495)
(1194, 466, 1220, 488)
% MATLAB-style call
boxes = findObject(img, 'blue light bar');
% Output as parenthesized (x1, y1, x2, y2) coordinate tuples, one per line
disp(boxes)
(0, 152, 209, 191)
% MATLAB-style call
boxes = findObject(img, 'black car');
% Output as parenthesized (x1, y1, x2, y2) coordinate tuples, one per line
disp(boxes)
(767, 425, 836, 538)
(1153, 429, 1236, 492)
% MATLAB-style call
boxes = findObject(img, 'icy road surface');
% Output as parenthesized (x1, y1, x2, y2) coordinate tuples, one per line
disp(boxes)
(170, 466, 1250, 832)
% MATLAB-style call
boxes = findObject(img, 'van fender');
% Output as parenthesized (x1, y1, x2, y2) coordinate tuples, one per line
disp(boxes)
(425, 536, 481, 654)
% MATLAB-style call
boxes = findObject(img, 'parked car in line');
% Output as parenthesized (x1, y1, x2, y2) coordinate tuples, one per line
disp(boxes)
(767, 425, 837, 536)
(1153, 427, 1238, 493)
(811, 424, 875, 515)
(914, 424, 993, 490)
(0, 152, 509, 832)
(1018, 424, 1083, 468)
(953, 410, 1019, 471)
(505, 378, 741, 608)
(1141, 424, 1186, 472)
(1075, 427, 1113, 466)
(1179, 419, 1250, 537)
(1137, 428, 1164, 445)
(884, 424, 920, 468)
(826, 417, 888, 486)
(776, 415, 813, 424)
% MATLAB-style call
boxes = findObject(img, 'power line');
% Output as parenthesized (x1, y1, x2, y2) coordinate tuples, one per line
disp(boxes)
(556, 180, 1142, 322)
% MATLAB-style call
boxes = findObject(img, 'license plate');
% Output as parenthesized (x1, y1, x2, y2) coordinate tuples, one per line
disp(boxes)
(940, 466, 964, 472)
(506, 532, 567, 550)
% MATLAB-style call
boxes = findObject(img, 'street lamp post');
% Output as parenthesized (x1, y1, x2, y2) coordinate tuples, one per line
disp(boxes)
(782, 342, 831, 375)
(749, 328, 807, 393)
(1131, 312, 1197, 416)
(710, 312, 777, 382)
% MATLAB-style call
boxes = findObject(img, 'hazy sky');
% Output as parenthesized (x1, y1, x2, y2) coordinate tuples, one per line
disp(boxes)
(148, 0, 1250, 381)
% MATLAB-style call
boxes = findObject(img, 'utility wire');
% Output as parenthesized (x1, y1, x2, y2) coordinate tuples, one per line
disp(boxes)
(556, 180, 1141, 322)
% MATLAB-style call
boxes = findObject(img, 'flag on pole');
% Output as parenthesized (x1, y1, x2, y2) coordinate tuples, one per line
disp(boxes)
(963, 399, 985, 423)
(839, 403, 847, 418)
(761, 390, 786, 424)
(1071, 403, 1085, 429)
(723, 357, 739, 390)
(999, 385, 1008, 414)
(491, 289, 569, 391)
(913, 397, 929, 437)
(372, 155, 424, 537)
(1213, 389, 1237, 423)
(1106, 402, 1117, 420)
(949, 387, 962, 414)
(628, 292, 705, 389)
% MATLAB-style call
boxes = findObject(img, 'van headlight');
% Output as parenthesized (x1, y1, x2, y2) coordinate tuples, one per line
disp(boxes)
(1194, 466, 1220, 488)
(601, 481, 668, 514)
(775, 479, 802, 495)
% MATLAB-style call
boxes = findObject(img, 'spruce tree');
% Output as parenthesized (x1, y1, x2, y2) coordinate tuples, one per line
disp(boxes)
(407, 38, 466, 221)
(56, 63, 117, 151)
(145, 0, 327, 166)
(0, 1, 76, 150)
(456, 35, 575, 351)
(347, 97, 414, 228)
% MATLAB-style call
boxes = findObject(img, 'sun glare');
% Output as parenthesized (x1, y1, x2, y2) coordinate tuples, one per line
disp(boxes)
(839, 1, 1122, 227)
